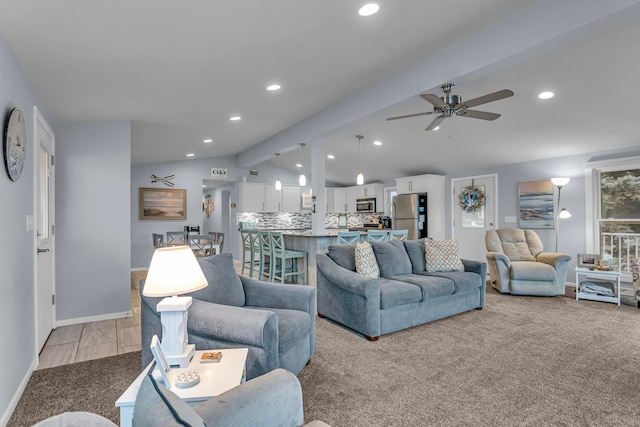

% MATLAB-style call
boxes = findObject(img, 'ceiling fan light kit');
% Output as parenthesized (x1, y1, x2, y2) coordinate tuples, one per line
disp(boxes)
(386, 83, 514, 131)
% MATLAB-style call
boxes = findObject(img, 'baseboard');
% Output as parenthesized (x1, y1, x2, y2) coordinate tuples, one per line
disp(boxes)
(1, 356, 38, 426)
(55, 310, 132, 327)
(131, 267, 147, 272)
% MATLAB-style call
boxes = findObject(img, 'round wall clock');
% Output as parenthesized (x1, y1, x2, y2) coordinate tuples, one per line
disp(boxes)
(4, 108, 27, 181)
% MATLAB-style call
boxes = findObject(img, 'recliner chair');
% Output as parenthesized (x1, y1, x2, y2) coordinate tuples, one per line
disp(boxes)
(485, 228, 571, 296)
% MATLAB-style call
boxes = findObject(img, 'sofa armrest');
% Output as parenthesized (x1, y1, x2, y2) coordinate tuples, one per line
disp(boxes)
(242, 276, 316, 314)
(188, 299, 277, 349)
(194, 369, 305, 427)
(486, 251, 510, 267)
(316, 254, 380, 298)
(536, 252, 572, 268)
(461, 259, 487, 279)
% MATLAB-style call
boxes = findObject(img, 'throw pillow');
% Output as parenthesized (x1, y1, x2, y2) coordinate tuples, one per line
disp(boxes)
(187, 253, 245, 307)
(355, 241, 380, 278)
(424, 239, 464, 272)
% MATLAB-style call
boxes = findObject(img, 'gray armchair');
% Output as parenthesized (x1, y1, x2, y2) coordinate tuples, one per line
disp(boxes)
(485, 228, 571, 296)
(141, 252, 316, 380)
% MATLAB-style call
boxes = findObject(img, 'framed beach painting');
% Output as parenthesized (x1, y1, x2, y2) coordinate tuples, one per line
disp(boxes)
(518, 180, 554, 229)
(139, 188, 187, 220)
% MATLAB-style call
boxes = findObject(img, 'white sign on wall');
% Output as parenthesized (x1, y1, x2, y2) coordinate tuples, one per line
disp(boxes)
(211, 168, 229, 180)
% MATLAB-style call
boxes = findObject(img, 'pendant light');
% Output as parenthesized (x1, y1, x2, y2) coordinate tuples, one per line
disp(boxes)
(356, 135, 364, 185)
(298, 143, 306, 186)
(274, 153, 282, 190)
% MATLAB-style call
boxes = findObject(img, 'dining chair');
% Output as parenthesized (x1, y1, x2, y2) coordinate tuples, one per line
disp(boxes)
(166, 231, 188, 245)
(209, 231, 225, 253)
(337, 231, 361, 244)
(270, 232, 308, 284)
(389, 230, 409, 241)
(189, 234, 215, 257)
(151, 233, 164, 248)
(367, 230, 389, 242)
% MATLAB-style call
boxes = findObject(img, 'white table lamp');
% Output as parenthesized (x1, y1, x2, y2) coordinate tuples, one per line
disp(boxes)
(143, 246, 208, 367)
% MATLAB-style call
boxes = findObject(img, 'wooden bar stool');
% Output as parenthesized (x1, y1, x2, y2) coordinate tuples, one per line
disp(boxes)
(337, 231, 360, 244)
(240, 229, 259, 278)
(258, 230, 274, 281)
(270, 232, 308, 284)
(367, 230, 389, 242)
(389, 230, 409, 241)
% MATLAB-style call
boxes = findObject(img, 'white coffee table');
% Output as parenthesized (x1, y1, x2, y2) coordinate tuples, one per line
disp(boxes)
(116, 348, 248, 427)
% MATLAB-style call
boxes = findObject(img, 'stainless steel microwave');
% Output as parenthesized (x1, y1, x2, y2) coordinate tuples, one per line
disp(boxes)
(356, 197, 376, 212)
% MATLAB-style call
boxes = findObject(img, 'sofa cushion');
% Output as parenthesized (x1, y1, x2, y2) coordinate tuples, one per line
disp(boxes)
(187, 253, 245, 307)
(133, 373, 205, 427)
(418, 271, 483, 293)
(403, 238, 427, 273)
(510, 261, 556, 281)
(486, 228, 537, 261)
(378, 278, 422, 309)
(248, 307, 310, 355)
(424, 239, 464, 272)
(392, 274, 455, 300)
(355, 241, 380, 278)
(327, 244, 357, 271)
(371, 240, 412, 278)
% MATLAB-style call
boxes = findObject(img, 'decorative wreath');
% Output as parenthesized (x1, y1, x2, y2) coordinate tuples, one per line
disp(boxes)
(458, 185, 486, 213)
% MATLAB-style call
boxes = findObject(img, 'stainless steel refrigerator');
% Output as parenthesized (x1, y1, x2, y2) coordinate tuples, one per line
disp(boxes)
(391, 193, 427, 240)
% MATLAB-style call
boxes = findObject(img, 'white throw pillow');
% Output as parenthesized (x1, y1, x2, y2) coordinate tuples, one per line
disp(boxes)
(424, 239, 464, 272)
(355, 241, 380, 278)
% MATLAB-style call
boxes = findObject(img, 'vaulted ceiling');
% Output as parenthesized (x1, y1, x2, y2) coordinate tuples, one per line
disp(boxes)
(1, 1, 639, 186)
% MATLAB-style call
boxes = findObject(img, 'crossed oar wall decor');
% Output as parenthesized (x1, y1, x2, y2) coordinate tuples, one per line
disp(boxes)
(151, 174, 175, 187)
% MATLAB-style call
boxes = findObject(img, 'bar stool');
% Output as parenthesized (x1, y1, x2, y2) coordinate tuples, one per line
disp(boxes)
(367, 230, 389, 242)
(258, 230, 273, 281)
(389, 230, 409, 241)
(337, 231, 361, 244)
(270, 232, 308, 284)
(240, 229, 259, 277)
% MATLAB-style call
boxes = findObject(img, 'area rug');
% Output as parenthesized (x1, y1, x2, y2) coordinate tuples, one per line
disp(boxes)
(8, 351, 141, 426)
(9, 289, 640, 426)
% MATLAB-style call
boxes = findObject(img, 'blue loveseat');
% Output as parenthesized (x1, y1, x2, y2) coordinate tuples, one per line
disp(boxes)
(316, 239, 486, 340)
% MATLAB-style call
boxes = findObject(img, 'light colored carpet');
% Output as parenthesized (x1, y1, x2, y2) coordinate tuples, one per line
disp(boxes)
(299, 288, 640, 426)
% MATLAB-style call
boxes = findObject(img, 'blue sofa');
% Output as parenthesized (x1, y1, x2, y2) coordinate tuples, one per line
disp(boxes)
(141, 253, 316, 380)
(316, 239, 486, 340)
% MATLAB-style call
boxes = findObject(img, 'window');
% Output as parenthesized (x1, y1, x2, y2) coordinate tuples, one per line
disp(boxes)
(586, 156, 640, 276)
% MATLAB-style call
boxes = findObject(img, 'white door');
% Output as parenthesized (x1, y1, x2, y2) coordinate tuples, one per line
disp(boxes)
(34, 107, 55, 352)
(452, 174, 497, 262)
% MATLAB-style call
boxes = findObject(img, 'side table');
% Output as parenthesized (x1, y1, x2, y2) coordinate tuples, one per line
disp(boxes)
(116, 348, 248, 427)
(575, 268, 621, 306)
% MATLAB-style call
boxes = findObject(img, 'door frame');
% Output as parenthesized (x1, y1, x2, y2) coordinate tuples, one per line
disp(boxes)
(33, 106, 56, 353)
(451, 172, 498, 245)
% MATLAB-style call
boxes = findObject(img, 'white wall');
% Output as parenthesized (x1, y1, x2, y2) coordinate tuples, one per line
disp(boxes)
(54, 121, 132, 322)
(0, 30, 52, 423)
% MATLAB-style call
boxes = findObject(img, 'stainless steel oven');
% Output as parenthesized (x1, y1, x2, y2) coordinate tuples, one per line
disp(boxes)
(356, 197, 376, 213)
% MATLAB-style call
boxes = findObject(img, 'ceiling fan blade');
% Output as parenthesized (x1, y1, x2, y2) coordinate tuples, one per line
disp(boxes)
(420, 93, 445, 107)
(426, 115, 445, 131)
(386, 111, 434, 121)
(460, 109, 501, 121)
(464, 89, 514, 108)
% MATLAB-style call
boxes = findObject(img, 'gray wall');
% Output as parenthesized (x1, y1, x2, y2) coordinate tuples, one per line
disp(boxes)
(446, 145, 640, 274)
(0, 31, 52, 423)
(55, 121, 132, 321)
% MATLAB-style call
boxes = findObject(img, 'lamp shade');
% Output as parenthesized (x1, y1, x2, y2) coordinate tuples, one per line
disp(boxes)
(558, 208, 572, 219)
(551, 177, 570, 187)
(143, 246, 208, 297)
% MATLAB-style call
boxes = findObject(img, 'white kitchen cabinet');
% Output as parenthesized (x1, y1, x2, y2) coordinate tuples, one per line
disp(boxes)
(394, 174, 445, 239)
(395, 174, 443, 195)
(282, 186, 301, 212)
(346, 187, 359, 212)
(333, 188, 347, 213)
(264, 186, 280, 212)
(325, 188, 335, 212)
(238, 182, 266, 212)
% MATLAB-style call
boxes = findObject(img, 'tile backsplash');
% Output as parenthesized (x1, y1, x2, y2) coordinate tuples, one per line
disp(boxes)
(237, 212, 383, 229)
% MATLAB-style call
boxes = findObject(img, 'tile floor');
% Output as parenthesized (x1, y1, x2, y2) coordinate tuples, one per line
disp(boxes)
(36, 270, 146, 370)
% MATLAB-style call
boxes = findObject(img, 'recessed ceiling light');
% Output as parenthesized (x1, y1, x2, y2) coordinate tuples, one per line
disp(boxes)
(296, 163, 302, 168)
(327, 154, 335, 159)
(230, 116, 242, 121)
(538, 91, 555, 100)
(202, 184, 206, 188)
(359, 3, 379, 16)
(203, 139, 213, 143)
(267, 84, 281, 91)
(433, 126, 440, 131)
(373, 140, 382, 146)
(186, 153, 195, 157)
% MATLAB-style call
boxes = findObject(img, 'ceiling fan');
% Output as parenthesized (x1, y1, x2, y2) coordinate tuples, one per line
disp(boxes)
(386, 83, 514, 131)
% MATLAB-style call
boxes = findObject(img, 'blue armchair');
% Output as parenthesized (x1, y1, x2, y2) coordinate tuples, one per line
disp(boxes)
(141, 252, 316, 380)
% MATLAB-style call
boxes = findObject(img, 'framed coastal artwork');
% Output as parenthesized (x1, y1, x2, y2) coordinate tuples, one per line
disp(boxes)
(139, 188, 187, 220)
(518, 180, 554, 229)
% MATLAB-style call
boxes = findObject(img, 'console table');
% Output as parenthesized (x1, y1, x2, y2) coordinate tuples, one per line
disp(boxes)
(575, 268, 621, 306)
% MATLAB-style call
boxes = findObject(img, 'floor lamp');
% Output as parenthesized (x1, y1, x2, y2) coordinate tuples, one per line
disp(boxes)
(143, 246, 208, 367)
(551, 177, 572, 252)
